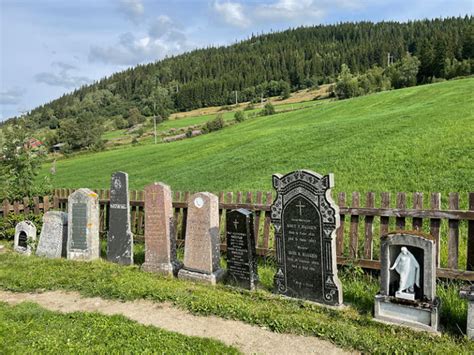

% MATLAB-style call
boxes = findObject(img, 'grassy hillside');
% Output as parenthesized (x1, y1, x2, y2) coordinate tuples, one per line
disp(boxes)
(42, 78, 474, 200)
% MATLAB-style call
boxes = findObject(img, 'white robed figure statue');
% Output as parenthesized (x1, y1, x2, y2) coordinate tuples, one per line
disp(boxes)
(390, 247, 420, 293)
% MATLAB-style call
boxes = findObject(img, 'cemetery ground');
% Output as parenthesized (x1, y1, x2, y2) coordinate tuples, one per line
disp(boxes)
(0, 242, 473, 353)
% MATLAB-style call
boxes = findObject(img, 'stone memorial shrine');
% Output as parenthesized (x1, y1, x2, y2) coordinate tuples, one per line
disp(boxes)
(226, 208, 258, 290)
(36, 211, 68, 258)
(107, 172, 133, 265)
(271, 170, 342, 305)
(14, 221, 37, 255)
(178, 192, 225, 284)
(459, 285, 474, 340)
(142, 182, 181, 276)
(67, 188, 100, 261)
(374, 231, 439, 332)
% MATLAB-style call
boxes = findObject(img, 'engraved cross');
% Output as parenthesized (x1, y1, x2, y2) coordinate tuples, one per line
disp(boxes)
(296, 200, 306, 216)
(233, 219, 239, 230)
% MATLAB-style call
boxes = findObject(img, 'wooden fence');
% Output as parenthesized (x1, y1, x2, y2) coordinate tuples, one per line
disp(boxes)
(2, 189, 474, 281)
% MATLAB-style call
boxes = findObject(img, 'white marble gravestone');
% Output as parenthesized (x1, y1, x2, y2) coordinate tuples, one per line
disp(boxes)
(460, 286, 474, 340)
(67, 188, 100, 261)
(14, 221, 37, 255)
(36, 211, 68, 258)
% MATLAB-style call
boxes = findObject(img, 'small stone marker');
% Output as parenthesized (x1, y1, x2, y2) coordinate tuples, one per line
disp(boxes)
(107, 172, 133, 265)
(36, 211, 68, 258)
(14, 221, 37, 255)
(271, 170, 342, 305)
(67, 188, 100, 261)
(374, 231, 439, 332)
(142, 182, 181, 276)
(178, 192, 225, 284)
(460, 285, 474, 340)
(226, 208, 258, 290)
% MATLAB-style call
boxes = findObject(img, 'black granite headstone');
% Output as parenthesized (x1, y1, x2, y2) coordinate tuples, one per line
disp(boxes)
(107, 171, 133, 265)
(71, 203, 88, 250)
(226, 208, 258, 290)
(271, 170, 342, 305)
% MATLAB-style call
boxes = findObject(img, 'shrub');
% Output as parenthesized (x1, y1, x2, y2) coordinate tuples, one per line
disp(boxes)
(205, 114, 225, 132)
(261, 102, 276, 116)
(0, 212, 43, 241)
(234, 111, 245, 122)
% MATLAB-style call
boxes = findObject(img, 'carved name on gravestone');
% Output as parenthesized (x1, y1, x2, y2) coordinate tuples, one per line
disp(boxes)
(142, 182, 181, 276)
(460, 286, 474, 340)
(67, 188, 100, 261)
(178, 192, 225, 284)
(271, 170, 342, 305)
(226, 208, 258, 290)
(36, 211, 68, 258)
(107, 172, 133, 265)
(14, 221, 37, 255)
(374, 231, 439, 332)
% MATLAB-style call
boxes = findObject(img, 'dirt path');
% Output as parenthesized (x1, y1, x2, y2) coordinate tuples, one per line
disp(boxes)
(0, 290, 354, 355)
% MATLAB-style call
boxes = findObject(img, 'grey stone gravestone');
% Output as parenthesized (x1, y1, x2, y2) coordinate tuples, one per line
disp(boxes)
(178, 192, 225, 284)
(14, 221, 37, 255)
(36, 211, 68, 258)
(67, 188, 100, 261)
(460, 286, 474, 340)
(374, 231, 439, 332)
(142, 182, 181, 276)
(271, 170, 342, 305)
(107, 171, 133, 265)
(226, 208, 258, 290)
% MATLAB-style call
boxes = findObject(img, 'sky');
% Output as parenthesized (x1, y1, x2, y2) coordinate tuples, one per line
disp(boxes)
(0, 0, 472, 121)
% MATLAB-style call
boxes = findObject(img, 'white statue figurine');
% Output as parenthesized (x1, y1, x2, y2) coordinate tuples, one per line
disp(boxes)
(390, 247, 420, 294)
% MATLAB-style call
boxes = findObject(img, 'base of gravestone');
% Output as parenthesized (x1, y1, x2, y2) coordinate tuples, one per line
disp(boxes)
(142, 261, 183, 277)
(68, 250, 100, 261)
(374, 294, 440, 333)
(177, 268, 226, 285)
(459, 286, 474, 340)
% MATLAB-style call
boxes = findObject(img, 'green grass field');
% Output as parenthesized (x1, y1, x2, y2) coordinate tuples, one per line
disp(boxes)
(42, 79, 474, 199)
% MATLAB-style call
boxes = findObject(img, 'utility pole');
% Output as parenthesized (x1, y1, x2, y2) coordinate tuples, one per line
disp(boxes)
(154, 116, 157, 145)
(387, 52, 394, 66)
(153, 102, 157, 145)
(235, 90, 238, 105)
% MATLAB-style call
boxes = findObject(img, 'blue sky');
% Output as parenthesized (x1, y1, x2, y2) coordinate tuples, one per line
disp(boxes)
(0, 0, 472, 121)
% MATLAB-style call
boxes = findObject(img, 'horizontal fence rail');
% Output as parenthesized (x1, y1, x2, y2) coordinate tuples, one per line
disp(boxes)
(2, 189, 474, 281)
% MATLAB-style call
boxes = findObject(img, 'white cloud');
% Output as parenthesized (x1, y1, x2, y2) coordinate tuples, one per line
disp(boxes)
(118, 0, 144, 24)
(34, 62, 91, 88)
(149, 15, 174, 39)
(0, 87, 25, 105)
(213, 1, 251, 28)
(255, 0, 324, 21)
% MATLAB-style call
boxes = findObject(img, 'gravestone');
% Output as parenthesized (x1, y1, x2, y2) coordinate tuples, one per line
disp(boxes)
(14, 221, 37, 255)
(226, 208, 258, 290)
(460, 286, 474, 340)
(107, 171, 133, 265)
(142, 182, 181, 276)
(36, 211, 68, 258)
(178, 192, 225, 284)
(374, 231, 439, 332)
(271, 170, 342, 305)
(67, 188, 100, 261)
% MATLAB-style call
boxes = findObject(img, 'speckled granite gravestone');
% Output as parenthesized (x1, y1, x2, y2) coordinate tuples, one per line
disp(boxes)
(67, 188, 100, 261)
(142, 182, 181, 276)
(374, 231, 439, 333)
(14, 221, 37, 255)
(178, 192, 225, 284)
(460, 286, 474, 339)
(107, 172, 133, 265)
(226, 208, 258, 290)
(271, 170, 342, 306)
(36, 211, 68, 258)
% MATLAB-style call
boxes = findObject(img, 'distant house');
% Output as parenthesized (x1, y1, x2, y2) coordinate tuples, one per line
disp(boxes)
(51, 143, 65, 152)
(27, 138, 43, 149)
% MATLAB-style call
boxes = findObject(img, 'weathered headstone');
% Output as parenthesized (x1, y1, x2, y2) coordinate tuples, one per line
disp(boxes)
(271, 170, 342, 305)
(226, 208, 258, 290)
(460, 286, 474, 340)
(36, 211, 68, 258)
(107, 171, 133, 265)
(14, 221, 37, 255)
(178, 192, 225, 284)
(142, 182, 181, 276)
(374, 231, 439, 332)
(67, 188, 100, 261)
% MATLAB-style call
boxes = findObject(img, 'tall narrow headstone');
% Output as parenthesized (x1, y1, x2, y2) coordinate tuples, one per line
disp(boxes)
(374, 231, 439, 332)
(460, 286, 474, 340)
(142, 182, 181, 276)
(14, 221, 37, 255)
(271, 170, 342, 305)
(226, 208, 258, 290)
(107, 171, 133, 265)
(67, 188, 100, 261)
(178, 192, 225, 284)
(36, 211, 68, 258)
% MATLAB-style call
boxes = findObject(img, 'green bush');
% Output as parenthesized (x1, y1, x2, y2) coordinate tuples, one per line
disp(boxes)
(205, 114, 225, 132)
(0, 212, 43, 240)
(261, 102, 276, 116)
(234, 111, 245, 122)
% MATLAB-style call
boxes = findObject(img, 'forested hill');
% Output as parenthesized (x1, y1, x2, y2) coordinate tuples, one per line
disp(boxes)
(9, 16, 474, 128)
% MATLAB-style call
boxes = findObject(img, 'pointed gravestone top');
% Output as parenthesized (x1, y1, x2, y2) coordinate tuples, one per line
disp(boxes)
(36, 211, 68, 258)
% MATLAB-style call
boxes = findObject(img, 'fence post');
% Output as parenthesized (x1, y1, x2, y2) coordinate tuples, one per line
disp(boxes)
(380, 192, 390, 236)
(3, 199, 10, 220)
(412, 192, 423, 230)
(396, 192, 406, 230)
(430, 193, 441, 267)
(467, 192, 474, 271)
(336, 192, 346, 256)
(448, 192, 459, 269)
(349, 192, 360, 258)
(363, 192, 375, 260)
